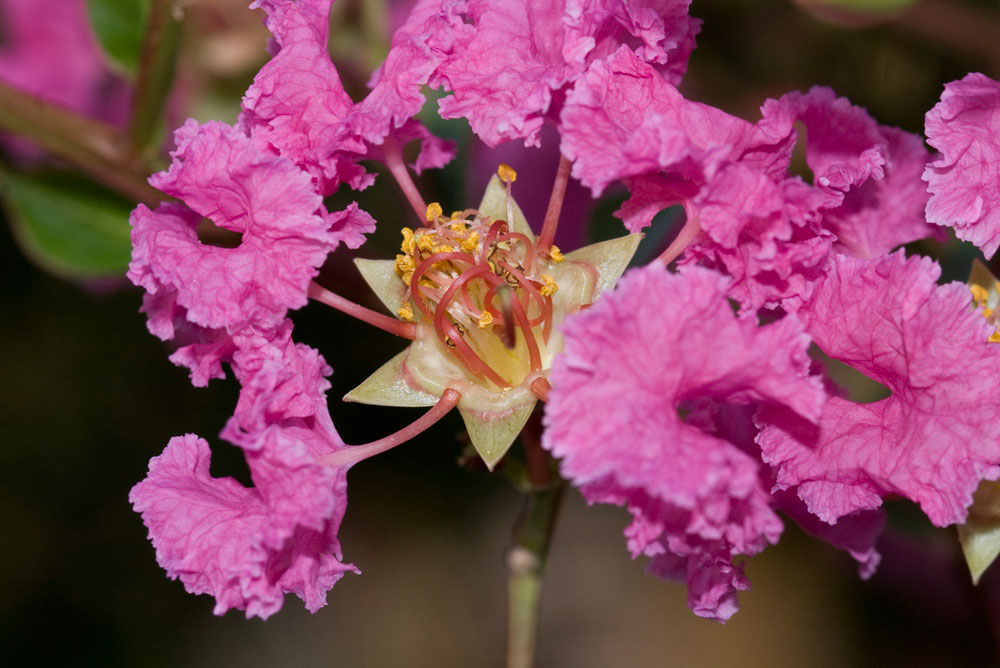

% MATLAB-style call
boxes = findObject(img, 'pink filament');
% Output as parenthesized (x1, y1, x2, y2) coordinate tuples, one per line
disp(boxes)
(309, 282, 416, 339)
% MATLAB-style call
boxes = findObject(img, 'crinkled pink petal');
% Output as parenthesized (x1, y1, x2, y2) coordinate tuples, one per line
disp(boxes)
(759, 251, 1000, 527)
(350, 0, 464, 144)
(130, 434, 357, 619)
(543, 264, 825, 621)
(825, 126, 942, 258)
(924, 72, 1000, 257)
(0, 0, 129, 126)
(763, 87, 886, 203)
(129, 121, 362, 332)
(365, 1, 698, 148)
(241, 0, 370, 192)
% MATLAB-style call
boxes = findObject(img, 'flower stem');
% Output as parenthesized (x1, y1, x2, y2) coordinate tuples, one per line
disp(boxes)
(383, 135, 427, 222)
(129, 0, 183, 158)
(0, 81, 162, 206)
(537, 155, 572, 253)
(506, 478, 564, 668)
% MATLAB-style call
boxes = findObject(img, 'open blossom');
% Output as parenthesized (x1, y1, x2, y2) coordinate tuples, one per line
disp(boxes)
(543, 264, 828, 620)
(924, 72, 1000, 257)
(561, 46, 938, 312)
(759, 251, 1000, 527)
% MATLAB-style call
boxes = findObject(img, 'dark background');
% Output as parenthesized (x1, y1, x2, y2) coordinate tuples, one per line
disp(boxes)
(4, 1, 1000, 666)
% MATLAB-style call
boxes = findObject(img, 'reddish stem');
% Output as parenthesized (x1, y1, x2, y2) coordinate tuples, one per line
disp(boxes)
(383, 135, 427, 223)
(318, 389, 462, 468)
(537, 154, 572, 253)
(658, 211, 702, 266)
(309, 282, 416, 339)
(410, 250, 478, 319)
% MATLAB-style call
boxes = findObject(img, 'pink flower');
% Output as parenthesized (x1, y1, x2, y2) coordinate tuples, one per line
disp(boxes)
(357, 0, 700, 148)
(128, 120, 373, 337)
(924, 72, 1000, 257)
(759, 251, 1000, 527)
(561, 47, 937, 312)
(131, 324, 358, 619)
(542, 264, 825, 621)
(0, 0, 129, 126)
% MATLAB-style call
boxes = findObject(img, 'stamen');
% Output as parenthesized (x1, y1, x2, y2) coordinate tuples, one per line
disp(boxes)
(537, 154, 571, 253)
(478, 311, 494, 329)
(549, 245, 564, 262)
(539, 274, 558, 297)
(498, 163, 517, 184)
(971, 284, 989, 307)
(317, 389, 462, 468)
(529, 376, 551, 403)
(309, 282, 416, 339)
(398, 303, 414, 321)
(426, 202, 443, 223)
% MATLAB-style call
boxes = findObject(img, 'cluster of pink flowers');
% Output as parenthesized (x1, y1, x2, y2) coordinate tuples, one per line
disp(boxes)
(128, 0, 1000, 622)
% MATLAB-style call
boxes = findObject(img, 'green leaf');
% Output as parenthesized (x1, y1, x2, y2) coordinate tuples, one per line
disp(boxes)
(2, 171, 133, 279)
(958, 480, 1000, 584)
(87, 0, 151, 74)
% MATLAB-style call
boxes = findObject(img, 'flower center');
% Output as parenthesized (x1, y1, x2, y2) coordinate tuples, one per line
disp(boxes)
(394, 200, 571, 390)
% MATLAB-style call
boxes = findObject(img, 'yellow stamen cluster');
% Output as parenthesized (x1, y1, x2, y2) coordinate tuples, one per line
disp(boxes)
(549, 245, 564, 262)
(426, 202, 443, 223)
(497, 163, 517, 183)
(539, 274, 558, 297)
(398, 303, 414, 321)
(477, 310, 494, 329)
(460, 232, 480, 254)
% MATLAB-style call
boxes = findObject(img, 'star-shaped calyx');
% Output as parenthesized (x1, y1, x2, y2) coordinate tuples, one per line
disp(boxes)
(343, 169, 640, 468)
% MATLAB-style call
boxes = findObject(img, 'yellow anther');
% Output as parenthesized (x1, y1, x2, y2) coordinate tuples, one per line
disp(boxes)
(417, 232, 436, 254)
(401, 270, 414, 286)
(497, 163, 517, 183)
(451, 211, 465, 221)
(426, 202, 443, 223)
(450, 222, 467, 233)
(395, 253, 416, 275)
(398, 303, 414, 321)
(460, 231, 480, 254)
(400, 227, 416, 255)
(549, 245, 564, 262)
(433, 244, 454, 254)
(477, 310, 494, 329)
(971, 284, 989, 307)
(419, 277, 437, 289)
(990, 331, 1000, 344)
(986, 308, 995, 318)
(539, 274, 558, 297)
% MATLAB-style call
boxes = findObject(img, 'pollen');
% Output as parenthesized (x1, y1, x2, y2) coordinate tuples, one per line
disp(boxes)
(986, 308, 995, 318)
(433, 244, 454, 254)
(395, 253, 416, 275)
(451, 211, 464, 220)
(549, 245, 564, 262)
(497, 163, 517, 183)
(450, 222, 468, 233)
(398, 303, 414, 321)
(460, 232, 480, 254)
(417, 232, 436, 254)
(539, 274, 558, 297)
(477, 310, 494, 329)
(426, 202, 443, 223)
(971, 284, 989, 307)
(400, 227, 416, 255)
(990, 331, 1000, 344)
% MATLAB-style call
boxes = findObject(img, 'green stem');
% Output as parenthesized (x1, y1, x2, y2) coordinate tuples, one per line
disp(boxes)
(506, 477, 564, 668)
(129, 0, 183, 158)
(0, 81, 162, 206)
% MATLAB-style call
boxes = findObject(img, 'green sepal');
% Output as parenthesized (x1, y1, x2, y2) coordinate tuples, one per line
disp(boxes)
(958, 479, 1000, 584)
(1, 170, 133, 279)
(344, 350, 439, 407)
(565, 233, 643, 298)
(477, 174, 533, 240)
(355, 257, 407, 316)
(460, 401, 537, 471)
